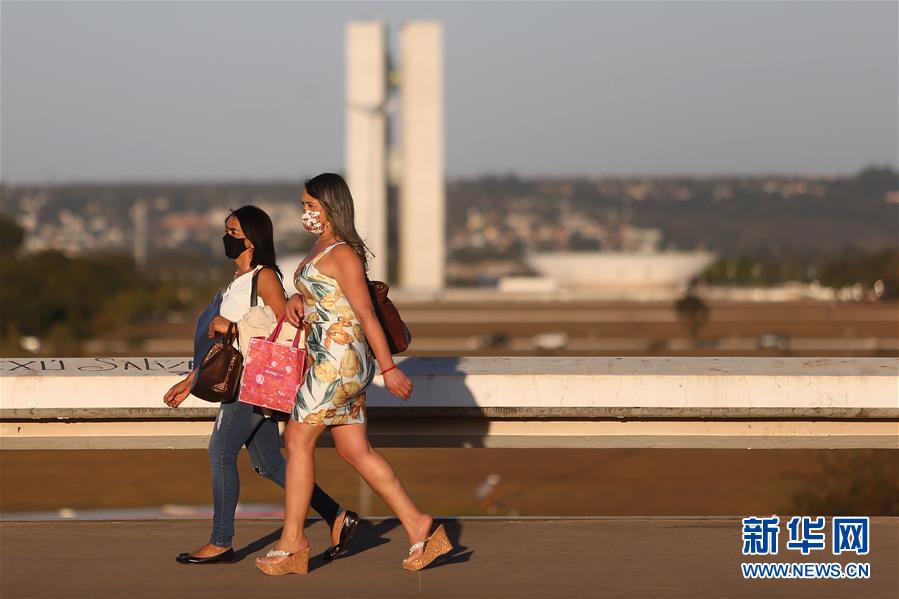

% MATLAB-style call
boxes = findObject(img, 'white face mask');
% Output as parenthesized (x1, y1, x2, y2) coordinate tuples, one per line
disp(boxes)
(301, 210, 325, 234)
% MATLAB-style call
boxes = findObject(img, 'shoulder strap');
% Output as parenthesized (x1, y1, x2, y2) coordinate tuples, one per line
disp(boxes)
(311, 241, 347, 266)
(250, 266, 288, 306)
(250, 266, 263, 307)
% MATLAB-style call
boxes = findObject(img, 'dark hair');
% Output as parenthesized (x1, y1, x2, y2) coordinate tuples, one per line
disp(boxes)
(227, 205, 282, 278)
(304, 173, 373, 272)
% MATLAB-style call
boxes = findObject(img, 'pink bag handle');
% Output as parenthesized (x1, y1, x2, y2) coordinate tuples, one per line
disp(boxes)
(266, 314, 303, 348)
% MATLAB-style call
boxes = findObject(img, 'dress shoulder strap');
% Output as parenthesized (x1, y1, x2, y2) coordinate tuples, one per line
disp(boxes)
(311, 241, 347, 266)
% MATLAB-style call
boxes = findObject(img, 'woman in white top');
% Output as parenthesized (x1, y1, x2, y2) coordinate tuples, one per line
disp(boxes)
(163, 205, 358, 565)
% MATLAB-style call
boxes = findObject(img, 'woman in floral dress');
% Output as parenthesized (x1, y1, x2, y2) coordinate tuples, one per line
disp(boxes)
(255, 173, 452, 576)
(292, 240, 375, 426)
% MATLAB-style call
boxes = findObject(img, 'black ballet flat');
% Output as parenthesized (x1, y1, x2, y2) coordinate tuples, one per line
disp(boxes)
(175, 548, 235, 564)
(322, 510, 360, 562)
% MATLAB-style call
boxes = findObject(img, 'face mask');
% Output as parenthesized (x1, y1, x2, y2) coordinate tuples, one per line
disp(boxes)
(222, 233, 247, 259)
(301, 210, 325, 235)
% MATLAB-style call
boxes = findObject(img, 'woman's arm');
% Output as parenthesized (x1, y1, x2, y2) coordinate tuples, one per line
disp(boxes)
(256, 268, 287, 319)
(328, 246, 412, 400)
(163, 370, 196, 407)
(329, 247, 392, 369)
(208, 315, 231, 337)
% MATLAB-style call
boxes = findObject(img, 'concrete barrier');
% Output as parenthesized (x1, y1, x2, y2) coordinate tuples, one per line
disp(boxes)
(1, 357, 897, 449)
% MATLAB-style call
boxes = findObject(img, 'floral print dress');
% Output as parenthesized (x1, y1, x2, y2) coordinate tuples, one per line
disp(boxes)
(292, 242, 376, 426)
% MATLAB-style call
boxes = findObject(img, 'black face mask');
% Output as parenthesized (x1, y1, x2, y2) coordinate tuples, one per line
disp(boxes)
(222, 234, 247, 259)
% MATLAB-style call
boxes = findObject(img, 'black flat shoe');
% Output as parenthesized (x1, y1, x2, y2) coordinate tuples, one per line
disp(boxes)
(322, 510, 359, 562)
(175, 548, 235, 564)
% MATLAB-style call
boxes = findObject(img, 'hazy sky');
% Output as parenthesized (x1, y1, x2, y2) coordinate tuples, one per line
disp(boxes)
(1, 1, 896, 182)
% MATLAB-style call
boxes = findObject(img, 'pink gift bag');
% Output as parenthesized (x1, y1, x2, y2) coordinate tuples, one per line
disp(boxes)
(238, 315, 306, 414)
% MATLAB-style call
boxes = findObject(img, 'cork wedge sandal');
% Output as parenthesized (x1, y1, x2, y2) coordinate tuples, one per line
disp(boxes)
(401, 524, 453, 571)
(255, 548, 310, 576)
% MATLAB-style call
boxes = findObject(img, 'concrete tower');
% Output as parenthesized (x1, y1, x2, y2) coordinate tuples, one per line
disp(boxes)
(345, 21, 445, 290)
(345, 22, 389, 282)
(398, 22, 445, 291)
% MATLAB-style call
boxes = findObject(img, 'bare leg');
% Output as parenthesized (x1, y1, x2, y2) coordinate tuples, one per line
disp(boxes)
(331, 423, 433, 563)
(258, 420, 324, 563)
(331, 511, 348, 547)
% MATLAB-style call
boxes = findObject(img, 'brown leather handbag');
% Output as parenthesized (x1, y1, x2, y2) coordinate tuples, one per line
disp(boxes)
(192, 322, 243, 402)
(367, 279, 412, 354)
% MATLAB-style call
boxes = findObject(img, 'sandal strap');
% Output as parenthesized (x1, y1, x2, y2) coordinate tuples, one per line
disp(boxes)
(408, 541, 425, 555)
(265, 549, 293, 558)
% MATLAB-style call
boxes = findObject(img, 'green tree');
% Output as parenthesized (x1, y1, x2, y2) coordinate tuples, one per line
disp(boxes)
(0, 251, 143, 342)
(0, 215, 25, 255)
(817, 247, 899, 297)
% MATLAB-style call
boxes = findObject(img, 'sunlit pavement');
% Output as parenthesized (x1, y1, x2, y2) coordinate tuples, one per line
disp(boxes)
(1, 518, 896, 599)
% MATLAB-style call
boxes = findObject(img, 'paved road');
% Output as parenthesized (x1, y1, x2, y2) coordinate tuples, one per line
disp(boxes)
(1, 518, 896, 599)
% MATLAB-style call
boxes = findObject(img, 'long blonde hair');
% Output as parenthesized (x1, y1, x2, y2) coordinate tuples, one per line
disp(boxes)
(305, 173, 374, 273)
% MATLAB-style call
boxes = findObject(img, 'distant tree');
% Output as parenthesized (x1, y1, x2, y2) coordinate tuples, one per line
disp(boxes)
(853, 166, 899, 196)
(701, 255, 762, 286)
(569, 232, 600, 251)
(675, 279, 710, 339)
(818, 247, 899, 298)
(0, 250, 143, 342)
(0, 215, 25, 255)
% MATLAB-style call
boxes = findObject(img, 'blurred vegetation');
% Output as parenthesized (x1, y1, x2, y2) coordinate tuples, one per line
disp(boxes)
(0, 216, 25, 254)
(447, 167, 898, 257)
(701, 247, 899, 298)
(447, 167, 898, 288)
(1, 166, 897, 352)
(0, 216, 223, 355)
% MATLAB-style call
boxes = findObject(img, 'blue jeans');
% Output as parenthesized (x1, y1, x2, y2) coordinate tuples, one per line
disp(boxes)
(208, 399, 341, 547)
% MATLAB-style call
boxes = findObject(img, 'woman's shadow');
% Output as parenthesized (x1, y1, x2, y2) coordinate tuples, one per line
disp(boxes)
(335, 517, 472, 570)
(240, 357, 480, 569)
(362, 356, 491, 448)
(349, 357, 482, 567)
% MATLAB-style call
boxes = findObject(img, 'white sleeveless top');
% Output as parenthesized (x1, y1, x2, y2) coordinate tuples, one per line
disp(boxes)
(219, 266, 266, 322)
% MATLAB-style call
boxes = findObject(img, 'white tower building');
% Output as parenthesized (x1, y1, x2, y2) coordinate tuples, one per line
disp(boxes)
(345, 22, 389, 283)
(345, 21, 445, 291)
(398, 22, 445, 291)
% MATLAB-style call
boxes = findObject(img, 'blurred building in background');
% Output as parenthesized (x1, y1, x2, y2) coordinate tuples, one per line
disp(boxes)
(509, 248, 717, 300)
(346, 21, 446, 292)
(345, 21, 389, 283)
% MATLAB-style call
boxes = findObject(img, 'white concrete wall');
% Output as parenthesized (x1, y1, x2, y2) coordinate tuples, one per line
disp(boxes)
(2, 356, 897, 412)
(399, 22, 445, 291)
(1, 357, 896, 449)
(345, 22, 388, 282)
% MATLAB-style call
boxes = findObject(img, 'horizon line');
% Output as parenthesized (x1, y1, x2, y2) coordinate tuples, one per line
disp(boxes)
(1, 165, 895, 188)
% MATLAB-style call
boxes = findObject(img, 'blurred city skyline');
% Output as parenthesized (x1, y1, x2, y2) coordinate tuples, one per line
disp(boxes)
(1, 1, 896, 183)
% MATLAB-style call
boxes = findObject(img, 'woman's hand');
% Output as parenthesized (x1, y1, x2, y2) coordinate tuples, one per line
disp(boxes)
(207, 315, 232, 338)
(163, 373, 195, 408)
(285, 293, 304, 327)
(383, 367, 412, 401)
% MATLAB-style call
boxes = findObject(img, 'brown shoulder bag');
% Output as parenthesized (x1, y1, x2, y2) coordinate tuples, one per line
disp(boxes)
(192, 322, 243, 402)
(367, 279, 412, 354)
